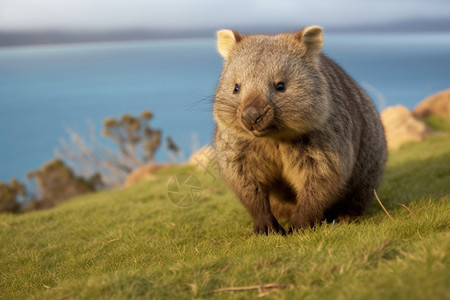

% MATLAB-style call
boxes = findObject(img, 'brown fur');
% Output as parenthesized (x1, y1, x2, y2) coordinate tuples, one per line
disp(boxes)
(213, 26, 387, 235)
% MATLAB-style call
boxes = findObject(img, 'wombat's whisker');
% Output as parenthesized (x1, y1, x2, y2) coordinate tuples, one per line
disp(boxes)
(184, 94, 215, 111)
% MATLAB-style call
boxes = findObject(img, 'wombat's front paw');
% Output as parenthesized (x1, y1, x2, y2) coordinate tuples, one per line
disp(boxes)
(289, 214, 317, 233)
(253, 217, 286, 235)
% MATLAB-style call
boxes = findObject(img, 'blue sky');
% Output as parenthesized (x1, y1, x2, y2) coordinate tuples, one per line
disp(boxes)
(0, 0, 449, 30)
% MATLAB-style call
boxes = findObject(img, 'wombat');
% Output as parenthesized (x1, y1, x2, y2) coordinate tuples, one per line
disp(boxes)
(213, 26, 387, 235)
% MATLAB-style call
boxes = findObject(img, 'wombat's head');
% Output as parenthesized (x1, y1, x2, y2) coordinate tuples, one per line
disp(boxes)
(213, 26, 330, 139)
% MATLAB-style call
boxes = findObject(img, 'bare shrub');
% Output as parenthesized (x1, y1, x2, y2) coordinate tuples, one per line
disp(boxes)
(56, 110, 180, 187)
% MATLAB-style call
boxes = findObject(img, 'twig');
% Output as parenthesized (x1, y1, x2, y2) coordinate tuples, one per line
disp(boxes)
(373, 190, 393, 220)
(205, 283, 293, 295)
(398, 203, 419, 220)
(58, 293, 72, 300)
(99, 238, 120, 250)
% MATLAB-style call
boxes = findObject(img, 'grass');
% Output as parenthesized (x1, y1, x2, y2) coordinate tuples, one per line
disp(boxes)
(424, 115, 450, 133)
(1, 134, 449, 300)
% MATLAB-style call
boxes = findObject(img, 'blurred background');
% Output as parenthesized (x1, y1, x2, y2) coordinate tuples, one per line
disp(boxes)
(0, 0, 449, 198)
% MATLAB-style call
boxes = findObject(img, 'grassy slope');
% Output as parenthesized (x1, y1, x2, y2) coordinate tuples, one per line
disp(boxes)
(1, 134, 449, 300)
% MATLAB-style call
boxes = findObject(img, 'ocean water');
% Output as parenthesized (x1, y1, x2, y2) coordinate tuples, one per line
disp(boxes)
(1, 33, 450, 183)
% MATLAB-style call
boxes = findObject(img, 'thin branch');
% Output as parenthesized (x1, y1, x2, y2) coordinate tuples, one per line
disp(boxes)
(205, 283, 293, 295)
(398, 203, 419, 220)
(373, 189, 393, 220)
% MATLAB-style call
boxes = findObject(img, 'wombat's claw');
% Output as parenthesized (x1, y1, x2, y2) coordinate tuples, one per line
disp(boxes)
(253, 219, 286, 235)
(288, 226, 302, 234)
(288, 220, 310, 234)
(275, 225, 286, 236)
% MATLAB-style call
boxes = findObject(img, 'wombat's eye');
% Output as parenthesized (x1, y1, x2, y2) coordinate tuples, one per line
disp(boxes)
(275, 82, 285, 91)
(233, 84, 240, 94)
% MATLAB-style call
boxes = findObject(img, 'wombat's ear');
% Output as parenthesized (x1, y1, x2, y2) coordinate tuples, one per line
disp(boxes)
(295, 25, 323, 56)
(217, 30, 242, 60)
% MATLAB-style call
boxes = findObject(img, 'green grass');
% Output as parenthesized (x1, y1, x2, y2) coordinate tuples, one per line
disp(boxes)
(1, 134, 449, 300)
(424, 115, 450, 133)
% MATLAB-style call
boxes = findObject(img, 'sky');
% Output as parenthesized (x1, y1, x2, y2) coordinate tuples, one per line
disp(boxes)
(0, 0, 450, 31)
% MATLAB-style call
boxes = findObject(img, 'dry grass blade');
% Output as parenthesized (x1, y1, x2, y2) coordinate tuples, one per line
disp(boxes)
(58, 293, 72, 300)
(398, 203, 419, 220)
(205, 283, 294, 296)
(374, 189, 393, 220)
(99, 238, 120, 251)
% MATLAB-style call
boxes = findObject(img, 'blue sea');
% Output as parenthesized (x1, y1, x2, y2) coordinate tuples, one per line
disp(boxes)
(1, 33, 450, 184)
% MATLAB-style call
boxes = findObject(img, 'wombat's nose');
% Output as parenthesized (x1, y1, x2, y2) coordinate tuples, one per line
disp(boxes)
(241, 106, 263, 126)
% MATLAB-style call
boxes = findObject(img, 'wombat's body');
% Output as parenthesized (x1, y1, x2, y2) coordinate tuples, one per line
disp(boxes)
(213, 26, 387, 234)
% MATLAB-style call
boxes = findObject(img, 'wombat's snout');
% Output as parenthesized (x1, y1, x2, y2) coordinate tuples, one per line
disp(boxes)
(240, 104, 274, 135)
(238, 91, 274, 135)
(241, 106, 263, 126)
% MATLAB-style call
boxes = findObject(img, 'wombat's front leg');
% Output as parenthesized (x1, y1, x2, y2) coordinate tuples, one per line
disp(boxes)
(234, 184, 286, 235)
(289, 165, 344, 232)
(289, 197, 328, 231)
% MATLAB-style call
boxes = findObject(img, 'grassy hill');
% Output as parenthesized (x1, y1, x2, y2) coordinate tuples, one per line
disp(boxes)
(1, 134, 449, 300)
